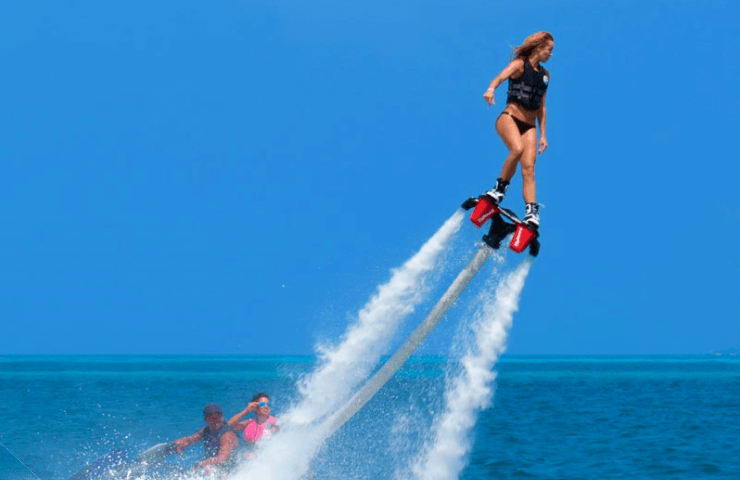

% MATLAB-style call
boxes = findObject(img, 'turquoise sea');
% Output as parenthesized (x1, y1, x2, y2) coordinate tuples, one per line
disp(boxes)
(1, 355, 739, 479)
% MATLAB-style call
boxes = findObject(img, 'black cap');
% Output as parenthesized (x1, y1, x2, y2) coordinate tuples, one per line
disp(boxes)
(203, 403, 223, 416)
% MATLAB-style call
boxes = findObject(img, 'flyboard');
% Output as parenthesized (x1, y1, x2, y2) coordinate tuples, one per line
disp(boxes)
(67, 442, 181, 480)
(318, 195, 538, 440)
(461, 195, 540, 257)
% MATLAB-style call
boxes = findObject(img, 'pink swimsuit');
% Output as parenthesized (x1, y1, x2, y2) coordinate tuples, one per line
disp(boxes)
(243, 416, 278, 443)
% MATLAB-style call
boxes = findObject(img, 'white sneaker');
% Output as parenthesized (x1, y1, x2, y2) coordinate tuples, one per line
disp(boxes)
(524, 203, 540, 227)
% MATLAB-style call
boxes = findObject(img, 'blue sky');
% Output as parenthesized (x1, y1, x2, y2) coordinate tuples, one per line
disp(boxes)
(1, 0, 737, 354)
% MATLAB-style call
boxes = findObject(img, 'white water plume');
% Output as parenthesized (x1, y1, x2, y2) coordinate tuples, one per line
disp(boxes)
(408, 259, 532, 480)
(283, 210, 465, 427)
(230, 211, 465, 480)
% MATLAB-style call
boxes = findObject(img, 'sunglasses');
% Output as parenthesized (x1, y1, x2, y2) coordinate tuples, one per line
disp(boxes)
(258, 401, 272, 408)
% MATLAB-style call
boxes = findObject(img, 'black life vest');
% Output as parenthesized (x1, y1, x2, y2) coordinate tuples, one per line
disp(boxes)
(201, 423, 237, 461)
(507, 59, 549, 111)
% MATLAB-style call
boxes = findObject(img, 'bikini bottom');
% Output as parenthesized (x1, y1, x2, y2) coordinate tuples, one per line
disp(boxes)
(500, 111, 535, 135)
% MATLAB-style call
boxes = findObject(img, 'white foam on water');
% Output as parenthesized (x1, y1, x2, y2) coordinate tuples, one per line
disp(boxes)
(407, 259, 531, 480)
(227, 422, 327, 480)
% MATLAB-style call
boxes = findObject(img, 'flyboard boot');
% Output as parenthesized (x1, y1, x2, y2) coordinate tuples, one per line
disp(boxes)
(485, 178, 509, 205)
(523, 202, 540, 228)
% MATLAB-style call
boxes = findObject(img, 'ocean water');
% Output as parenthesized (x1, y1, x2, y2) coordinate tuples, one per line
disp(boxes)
(1, 355, 739, 480)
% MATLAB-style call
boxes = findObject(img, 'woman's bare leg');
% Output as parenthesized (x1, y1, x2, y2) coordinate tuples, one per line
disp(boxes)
(495, 115, 524, 181)
(519, 128, 538, 204)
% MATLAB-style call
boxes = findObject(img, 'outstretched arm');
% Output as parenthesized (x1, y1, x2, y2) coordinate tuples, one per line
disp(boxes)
(174, 428, 203, 454)
(483, 58, 524, 106)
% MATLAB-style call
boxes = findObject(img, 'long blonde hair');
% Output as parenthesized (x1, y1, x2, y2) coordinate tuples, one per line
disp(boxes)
(512, 32, 554, 60)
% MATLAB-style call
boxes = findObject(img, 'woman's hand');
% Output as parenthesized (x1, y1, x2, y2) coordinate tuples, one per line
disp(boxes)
(538, 136, 548, 154)
(483, 88, 495, 106)
(246, 401, 259, 413)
